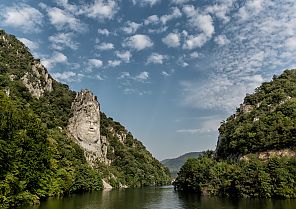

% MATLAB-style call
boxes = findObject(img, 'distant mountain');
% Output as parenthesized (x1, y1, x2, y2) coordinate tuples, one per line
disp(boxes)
(161, 152, 203, 177)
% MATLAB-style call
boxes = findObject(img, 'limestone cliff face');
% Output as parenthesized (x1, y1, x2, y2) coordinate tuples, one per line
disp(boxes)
(240, 149, 296, 161)
(68, 89, 110, 166)
(21, 60, 53, 98)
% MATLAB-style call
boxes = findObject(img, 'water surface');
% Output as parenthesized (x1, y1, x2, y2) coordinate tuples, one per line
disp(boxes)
(20, 186, 296, 209)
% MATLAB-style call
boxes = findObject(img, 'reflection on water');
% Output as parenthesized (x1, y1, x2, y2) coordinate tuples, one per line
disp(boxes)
(20, 186, 296, 209)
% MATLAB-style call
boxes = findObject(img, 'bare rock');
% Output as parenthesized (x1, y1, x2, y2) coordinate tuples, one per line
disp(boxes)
(68, 89, 110, 166)
(21, 60, 53, 98)
(102, 179, 113, 190)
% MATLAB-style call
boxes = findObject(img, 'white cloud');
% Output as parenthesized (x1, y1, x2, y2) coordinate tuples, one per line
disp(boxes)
(41, 52, 68, 69)
(135, 71, 149, 81)
(118, 71, 149, 82)
(122, 21, 142, 34)
(148, 26, 168, 34)
(115, 51, 132, 63)
(55, 0, 79, 13)
(132, 0, 161, 7)
(182, 5, 195, 17)
(117, 71, 151, 95)
(18, 38, 39, 51)
(144, 15, 159, 25)
(286, 37, 296, 51)
(147, 53, 168, 64)
(51, 71, 83, 82)
(189, 13, 214, 37)
(161, 71, 170, 76)
(95, 74, 104, 80)
(176, 56, 189, 67)
(46, 7, 85, 32)
(183, 34, 208, 49)
(98, 28, 110, 36)
(49, 32, 79, 50)
(190, 51, 199, 59)
(162, 32, 180, 47)
(205, 0, 235, 23)
(182, 5, 215, 49)
(171, 0, 191, 4)
(214, 35, 230, 46)
(181, 74, 264, 112)
(207, 0, 296, 109)
(160, 7, 182, 25)
(123, 34, 153, 51)
(177, 117, 221, 134)
(96, 42, 114, 50)
(107, 60, 121, 67)
(80, 0, 119, 20)
(238, 0, 265, 21)
(88, 58, 103, 69)
(0, 4, 43, 33)
(118, 71, 131, 79)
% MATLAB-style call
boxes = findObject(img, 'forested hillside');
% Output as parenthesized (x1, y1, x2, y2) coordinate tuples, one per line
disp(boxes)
(0, 30, 170, 208)
(216, 70, 296, 159)
(174, 70, 296, 198)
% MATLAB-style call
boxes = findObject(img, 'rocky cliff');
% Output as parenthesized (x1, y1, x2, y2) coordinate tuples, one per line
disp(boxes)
(0, 30, 170, 196)
(68, 89, 109, 165)
(21, 60, 53, 98)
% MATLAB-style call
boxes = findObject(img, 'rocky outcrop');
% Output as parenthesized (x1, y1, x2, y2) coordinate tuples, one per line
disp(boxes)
(68, 89, 110, 166)
(102, 179, 112, 190)
(240, 149, 296, 161)
(21, 60, 53, 98)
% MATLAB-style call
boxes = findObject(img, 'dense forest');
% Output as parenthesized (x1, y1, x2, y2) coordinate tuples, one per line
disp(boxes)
(216, 70, 296, 159)
(174, 70, 296, 198)
(174, 152, 296, 198)
(0, 30, 170, 208)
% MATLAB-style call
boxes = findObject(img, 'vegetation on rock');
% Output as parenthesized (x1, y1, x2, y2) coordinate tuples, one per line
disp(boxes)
(174, 153, 296, 198)
(216, 70, 296, 159)
(175, 70, 296, 198)
(0, 30, 170, 208)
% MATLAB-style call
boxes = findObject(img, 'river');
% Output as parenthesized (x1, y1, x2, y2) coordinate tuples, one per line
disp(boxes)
(20, 186, 296, 209)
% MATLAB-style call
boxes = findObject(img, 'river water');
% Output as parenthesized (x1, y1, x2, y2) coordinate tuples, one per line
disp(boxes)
(21, 186, 296, 209)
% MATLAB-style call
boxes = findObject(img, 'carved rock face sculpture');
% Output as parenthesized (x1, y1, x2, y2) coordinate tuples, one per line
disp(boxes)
(68, 90, 101, 152)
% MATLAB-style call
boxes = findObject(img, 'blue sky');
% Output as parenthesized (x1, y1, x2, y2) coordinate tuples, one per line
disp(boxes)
(1, 0, 296, 160)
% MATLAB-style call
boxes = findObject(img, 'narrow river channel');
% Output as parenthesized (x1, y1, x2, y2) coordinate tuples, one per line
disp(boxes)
(20, 186, 296, 209)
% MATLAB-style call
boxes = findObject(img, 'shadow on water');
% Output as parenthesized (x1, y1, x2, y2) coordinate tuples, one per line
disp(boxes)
(177, 191, 296, 209)
(20, 187, 296, 209)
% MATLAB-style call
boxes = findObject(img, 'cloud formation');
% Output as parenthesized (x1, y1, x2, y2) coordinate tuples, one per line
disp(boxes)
(132, 0, 161, 7)
(147, 53, 168, 64)
(19, 37, 39, 51)
(115, 51, 132, 63)
(162, 32, 180, 47)
(123, 34, 153, 51)
(87, 58, 103, 70)
(41, 51, 68, 69)
(49, 32, 79, 50)
(96, 42, 114, 50)
(0, 4, 43, 33)
(45, 6, 86, 32)
(122, 21, 142, 34)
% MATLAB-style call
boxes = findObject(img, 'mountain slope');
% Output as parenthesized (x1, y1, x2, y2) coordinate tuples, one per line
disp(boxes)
(0, 30, 170, 208)
(216, 70, 296, 159)
(174, 70, 296, 198)
(161, 152, 202, 177)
